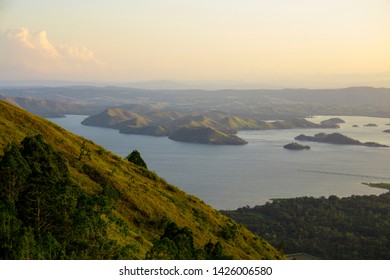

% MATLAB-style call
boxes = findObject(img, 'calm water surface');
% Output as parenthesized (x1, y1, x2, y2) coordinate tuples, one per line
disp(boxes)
(48, 115, 390, 209)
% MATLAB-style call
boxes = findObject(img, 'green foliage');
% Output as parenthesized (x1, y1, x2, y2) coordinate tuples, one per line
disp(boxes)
(146, 222, 232, 260)
(126, 150, 147, 169)
(0, 141, 31, 202)
(0, 135, 132, 259)
(223, 193, 390, 259)
(78, 139, 92, 161)
(146, 222, 198, 260)
(219, 224, 238, 240)
(204, 241, 233, 260)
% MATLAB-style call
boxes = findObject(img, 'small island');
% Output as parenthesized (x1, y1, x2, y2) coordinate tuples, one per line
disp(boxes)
(283, 142, 311, 150)
(319, 118, 345, 128)
(295, 132, 389, 147)
(383, 129, 390, 133)
(364, 123, 378, 127)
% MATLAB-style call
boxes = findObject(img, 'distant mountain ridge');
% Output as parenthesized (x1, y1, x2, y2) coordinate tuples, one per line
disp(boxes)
(1, 86, 390, 119)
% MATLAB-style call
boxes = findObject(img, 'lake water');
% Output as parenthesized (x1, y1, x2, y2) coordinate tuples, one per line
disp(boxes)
(47, 115, 390, 210)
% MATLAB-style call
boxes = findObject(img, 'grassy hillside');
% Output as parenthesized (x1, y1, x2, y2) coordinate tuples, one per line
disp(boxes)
(0, 100, 283, 259)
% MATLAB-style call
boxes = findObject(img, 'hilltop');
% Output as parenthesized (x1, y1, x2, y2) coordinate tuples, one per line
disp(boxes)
(0, 100, 283, 260)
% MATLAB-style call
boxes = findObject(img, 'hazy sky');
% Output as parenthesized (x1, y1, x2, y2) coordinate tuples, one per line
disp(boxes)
(1, 0, 389, 88)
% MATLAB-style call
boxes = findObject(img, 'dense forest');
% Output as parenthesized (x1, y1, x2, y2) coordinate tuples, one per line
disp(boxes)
(223, 191, 390, 259)
(0, 135, 234, 259)
(0, 135, 134, 259)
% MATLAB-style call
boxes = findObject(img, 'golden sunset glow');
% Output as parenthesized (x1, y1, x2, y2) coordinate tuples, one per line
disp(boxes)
(1, 0, 389, 87)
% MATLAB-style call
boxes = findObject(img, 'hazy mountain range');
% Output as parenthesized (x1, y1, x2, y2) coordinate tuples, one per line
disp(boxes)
(1, 86, 390, 120)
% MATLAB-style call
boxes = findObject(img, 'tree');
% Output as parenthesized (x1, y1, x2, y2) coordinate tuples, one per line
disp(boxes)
(17, 135, 70, 239)
(146, 222, 198, 259)
(204, 241, 233, 260)
(0, 142, 31, 202)
(0, 142, 30, 258)
(0, 135, 134, 259)
(126, 150, 147, 169)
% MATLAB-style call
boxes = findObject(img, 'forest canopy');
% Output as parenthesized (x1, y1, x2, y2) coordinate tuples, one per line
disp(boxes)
(0, 135, 132, 259)
(223, 192, 390, 259)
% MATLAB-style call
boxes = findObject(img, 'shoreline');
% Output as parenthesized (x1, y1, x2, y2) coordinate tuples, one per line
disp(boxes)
(362, 182, 390, 192)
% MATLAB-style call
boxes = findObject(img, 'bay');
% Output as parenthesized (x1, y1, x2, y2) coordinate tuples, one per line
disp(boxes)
(47, 115, 390, 210)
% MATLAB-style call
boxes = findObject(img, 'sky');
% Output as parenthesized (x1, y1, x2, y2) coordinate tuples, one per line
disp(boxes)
(0, 0, 389, 88)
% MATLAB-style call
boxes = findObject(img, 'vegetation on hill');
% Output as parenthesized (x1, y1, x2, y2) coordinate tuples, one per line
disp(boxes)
(126, 150, 147, 169)
(0, 100, 283, 260)
(0, 135, 128, 259)
(146, 222, 233, 260)
(222, 190, 390, 259)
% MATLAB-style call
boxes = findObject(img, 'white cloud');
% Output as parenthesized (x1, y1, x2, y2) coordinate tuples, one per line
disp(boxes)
(5, 28, 62, 60)
(0, 28, 105, 80)
(59, 45, 96, 62)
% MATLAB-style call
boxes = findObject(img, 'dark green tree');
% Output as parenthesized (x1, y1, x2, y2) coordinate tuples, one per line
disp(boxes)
(17, 135, 71, 239)
(126, 150, 147, 169)
(204, 241, 233, 260)
(0, 142, 30, 259)
(146, 222, 199, 259)
(0, 135, 139, 259)
(0, 142, 31, 202)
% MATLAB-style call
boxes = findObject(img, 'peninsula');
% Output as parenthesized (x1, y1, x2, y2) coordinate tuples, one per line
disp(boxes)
(295, 133, 389, 147)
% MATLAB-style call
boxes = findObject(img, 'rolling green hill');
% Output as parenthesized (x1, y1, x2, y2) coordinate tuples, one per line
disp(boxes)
(0, 100, 283, 260)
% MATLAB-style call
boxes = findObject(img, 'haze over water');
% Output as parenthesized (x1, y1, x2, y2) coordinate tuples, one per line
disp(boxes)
(48, 115, 390, 210)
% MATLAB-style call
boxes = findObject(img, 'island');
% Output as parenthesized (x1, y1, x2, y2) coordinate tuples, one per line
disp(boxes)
(383, 129, 390, 133)
(168, 127, 248, 145)
(295, 132, 389, 147)
(283, 142, 311, 150)
(319, 117, 345, 128)
(364, 123, 378, 127)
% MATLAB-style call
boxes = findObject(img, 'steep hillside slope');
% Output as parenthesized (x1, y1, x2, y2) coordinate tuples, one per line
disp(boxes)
(0, 100, 283, 260)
